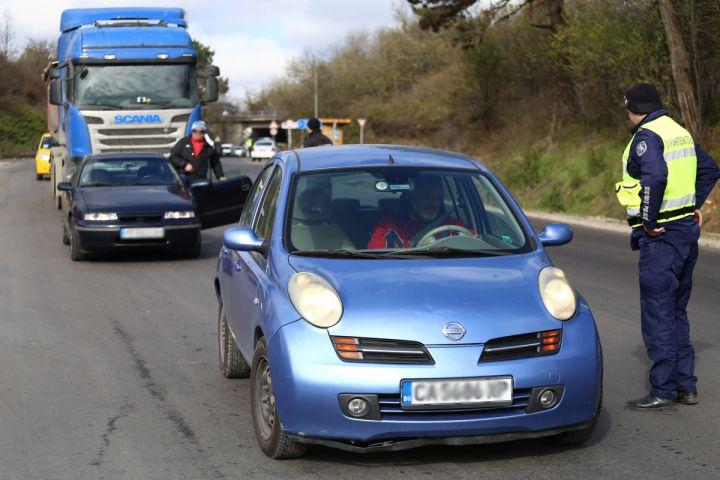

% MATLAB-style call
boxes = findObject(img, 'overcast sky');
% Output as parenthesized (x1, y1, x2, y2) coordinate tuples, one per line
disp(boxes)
(0, 0, 404, 102)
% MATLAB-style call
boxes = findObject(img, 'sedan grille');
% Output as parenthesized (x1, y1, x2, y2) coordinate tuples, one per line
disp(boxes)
(480, 330, 562, 362)
(118, 214, 163, 224)
(330, 336, 434, 364)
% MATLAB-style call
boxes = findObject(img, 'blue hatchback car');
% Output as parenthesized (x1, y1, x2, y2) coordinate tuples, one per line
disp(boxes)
(215, 145, 602, 459)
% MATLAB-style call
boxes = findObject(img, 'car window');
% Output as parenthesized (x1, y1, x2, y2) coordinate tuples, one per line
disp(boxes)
(239, 165, 276, 227)
(286, 167, 531, 256)
(79, 158, 179, 187)
(253, 168, 282, 239)
(41, 137, 59, 149)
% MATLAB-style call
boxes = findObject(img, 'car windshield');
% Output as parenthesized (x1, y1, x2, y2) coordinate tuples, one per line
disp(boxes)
(287, 168, 532, 257)
(73, 64, 198, 110)
(79, 157, 181, 187)
(41, 137, 59, 149)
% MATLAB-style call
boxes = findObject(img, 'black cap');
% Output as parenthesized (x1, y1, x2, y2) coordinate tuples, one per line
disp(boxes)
(624, 83, 663, 114)
(308, 118, 321, 131)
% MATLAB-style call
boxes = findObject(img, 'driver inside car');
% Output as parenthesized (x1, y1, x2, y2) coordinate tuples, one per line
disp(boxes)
(368, 175, 474, 249)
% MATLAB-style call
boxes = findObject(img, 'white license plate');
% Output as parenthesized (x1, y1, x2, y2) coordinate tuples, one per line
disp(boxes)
(401, 376, 513, 409)
(120, 227, 165, 240)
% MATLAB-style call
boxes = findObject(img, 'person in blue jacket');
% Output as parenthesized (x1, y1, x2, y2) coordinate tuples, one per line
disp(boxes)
(620, 83, 720, 410)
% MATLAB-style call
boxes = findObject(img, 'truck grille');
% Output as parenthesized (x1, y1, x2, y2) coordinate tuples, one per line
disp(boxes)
(330, 336, 434, 364)
(377, 388, 532, 419)
(480, 330, 562, 362)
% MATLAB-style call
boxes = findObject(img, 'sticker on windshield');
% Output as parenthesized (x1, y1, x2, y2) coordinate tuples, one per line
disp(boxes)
(389, 184, 410, 191)
(375, 181, 389, 191)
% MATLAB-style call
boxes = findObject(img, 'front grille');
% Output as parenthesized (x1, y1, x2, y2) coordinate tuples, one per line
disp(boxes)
(118, 214, 163, 223)
(98, 127, 178, 136)
(480, 330, 562, 362)
(99, 137, 177, 146)
(330, 336, 434, 364)
(377, 388, 532, 419)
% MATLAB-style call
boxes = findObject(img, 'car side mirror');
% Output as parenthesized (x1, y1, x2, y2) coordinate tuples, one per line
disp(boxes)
(537, 223, 573, 247)
(48, 67, 61, 79)
(57, 182, 73, 192)
(49, 79, 63, 106)
(224, 227, 266, 254)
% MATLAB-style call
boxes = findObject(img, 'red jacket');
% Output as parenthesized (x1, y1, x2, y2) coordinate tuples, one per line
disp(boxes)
(368, 215, 470, 249)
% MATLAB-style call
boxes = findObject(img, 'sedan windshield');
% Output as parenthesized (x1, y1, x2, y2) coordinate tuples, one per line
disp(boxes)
(74, 64, 198, 110)
(287, 168, 532, 257)
(79, 158, 181, 187)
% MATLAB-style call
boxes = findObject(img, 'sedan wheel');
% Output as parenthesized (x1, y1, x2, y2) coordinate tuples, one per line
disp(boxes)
(251, 338, 307, 459)
(69, 220, 86, 261)
(218, 303, 250, 378)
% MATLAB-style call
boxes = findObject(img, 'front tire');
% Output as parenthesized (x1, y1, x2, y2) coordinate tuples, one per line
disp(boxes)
(553, 386, 602, 445)
(251, 338, 307, 459)
(69, 220, 87, 261)
(218, 303, 250, 378)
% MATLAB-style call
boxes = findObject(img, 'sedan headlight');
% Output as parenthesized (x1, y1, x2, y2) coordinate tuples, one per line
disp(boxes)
(288, 272, 343, 328)
(538, 267, 576, 320)
(164, 210, 196, 219)
(83, 212, 118, 221)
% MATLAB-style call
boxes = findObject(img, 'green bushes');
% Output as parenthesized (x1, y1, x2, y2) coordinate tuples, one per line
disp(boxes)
(0, 104, 45, 157)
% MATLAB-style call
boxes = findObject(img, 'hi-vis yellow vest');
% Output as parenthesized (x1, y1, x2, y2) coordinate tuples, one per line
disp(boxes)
(616, 116, 696, 228)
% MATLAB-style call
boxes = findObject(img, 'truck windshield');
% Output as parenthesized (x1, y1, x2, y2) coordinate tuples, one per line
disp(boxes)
(74, 64, 198, 110)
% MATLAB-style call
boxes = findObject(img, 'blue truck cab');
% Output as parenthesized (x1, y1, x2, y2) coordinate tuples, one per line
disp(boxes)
(47, 7, 219, 208)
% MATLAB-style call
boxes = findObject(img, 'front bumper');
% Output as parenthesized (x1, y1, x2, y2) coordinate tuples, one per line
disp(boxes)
(74, 221, 200, 253)
(267, 304, 602, 446)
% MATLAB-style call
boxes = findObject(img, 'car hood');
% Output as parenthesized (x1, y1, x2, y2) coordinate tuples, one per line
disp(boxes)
(288, 252, 564, 345)
(80, 185, 192, 214)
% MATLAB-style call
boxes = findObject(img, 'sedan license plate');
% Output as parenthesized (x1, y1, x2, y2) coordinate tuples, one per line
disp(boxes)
(401, 376, 513, 409)
(120, 227, 165, 240)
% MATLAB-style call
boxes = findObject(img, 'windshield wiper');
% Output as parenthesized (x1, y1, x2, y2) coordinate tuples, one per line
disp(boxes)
(382, 247, 512, 257)
(292, 250, 404, 259)
(83, 103, 126, 110)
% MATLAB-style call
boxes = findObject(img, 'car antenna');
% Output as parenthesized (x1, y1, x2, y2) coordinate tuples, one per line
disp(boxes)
(388, 154, 395, 165)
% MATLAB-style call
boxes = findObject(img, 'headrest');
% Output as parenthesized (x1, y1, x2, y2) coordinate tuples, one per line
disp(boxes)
(294, 188, 332, 222)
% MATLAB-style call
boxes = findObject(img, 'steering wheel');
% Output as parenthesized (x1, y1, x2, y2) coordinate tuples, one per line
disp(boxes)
(415, 225, 476, 248)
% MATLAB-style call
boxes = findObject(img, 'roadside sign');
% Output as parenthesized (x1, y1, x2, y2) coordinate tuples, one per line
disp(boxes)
(357, 118, 367, 127)
(296, 118, 308, 129)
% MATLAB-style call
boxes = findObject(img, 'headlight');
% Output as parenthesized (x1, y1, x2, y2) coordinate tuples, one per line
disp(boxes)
(538, 267, 576, 320)
(288, 272, 343, 328)
(164, 210, 196, 219)
(83, 212, 118, 221)
(39, 153, 50, 161)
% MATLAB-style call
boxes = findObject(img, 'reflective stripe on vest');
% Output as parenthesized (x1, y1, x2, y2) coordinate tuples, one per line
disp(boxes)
(617, 115, 696, 227)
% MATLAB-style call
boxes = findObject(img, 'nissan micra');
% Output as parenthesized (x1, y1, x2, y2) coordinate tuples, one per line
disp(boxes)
(215, 145, 602, 459)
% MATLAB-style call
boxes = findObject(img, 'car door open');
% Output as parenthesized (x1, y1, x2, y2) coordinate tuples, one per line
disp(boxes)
(192, 176, 253, 229)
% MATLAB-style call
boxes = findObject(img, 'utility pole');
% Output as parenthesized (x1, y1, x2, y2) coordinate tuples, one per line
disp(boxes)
(313, 61, 318, 118)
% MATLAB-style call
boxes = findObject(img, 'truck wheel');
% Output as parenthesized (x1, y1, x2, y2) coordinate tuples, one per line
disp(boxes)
(62, 225, 70, 245)
(251, 338, 307, 459)
(70, 221, 87, 261)
(218, 303, 250, 378)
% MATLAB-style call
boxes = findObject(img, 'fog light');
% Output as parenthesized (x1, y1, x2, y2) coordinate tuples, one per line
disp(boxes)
(539, 389, 557, 408)
(346, 397, 369, 417)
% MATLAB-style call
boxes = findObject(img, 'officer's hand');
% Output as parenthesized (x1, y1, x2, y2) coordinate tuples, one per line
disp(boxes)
(644, 226, 665, 237)
(184, 164, 194, 173)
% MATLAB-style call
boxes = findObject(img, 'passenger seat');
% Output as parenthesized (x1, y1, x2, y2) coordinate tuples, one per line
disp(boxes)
(291, 189, 354, 251)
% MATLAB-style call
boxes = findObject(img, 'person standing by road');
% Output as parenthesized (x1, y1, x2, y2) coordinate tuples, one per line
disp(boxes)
(170, 120, 226, 181)
(618, 83, 720, 410)
(302, 118, 333, 148)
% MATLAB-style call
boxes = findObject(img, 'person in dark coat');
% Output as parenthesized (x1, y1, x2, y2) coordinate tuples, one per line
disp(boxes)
(170, 120, 225, 181)
(302, 118, 333, 148)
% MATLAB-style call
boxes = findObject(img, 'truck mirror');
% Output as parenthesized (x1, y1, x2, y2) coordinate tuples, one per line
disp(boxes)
(205, 76, 219, 103)
(49, 80, 63, 106)
(207, 65, 220, 77)
(48, 67, 61, 80)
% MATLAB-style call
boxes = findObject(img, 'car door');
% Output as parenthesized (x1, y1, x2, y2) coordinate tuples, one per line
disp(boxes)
(192, 175, 253, 229)
(222, 164, 278, 338)
(230, 165, 283, 355)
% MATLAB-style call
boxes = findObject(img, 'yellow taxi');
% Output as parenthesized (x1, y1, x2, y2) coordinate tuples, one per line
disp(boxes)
(35, 133, 58, 180)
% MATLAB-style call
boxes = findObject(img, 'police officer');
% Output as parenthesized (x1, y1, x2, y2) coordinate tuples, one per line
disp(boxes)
(170, 120, 226, 181)
(618, 83, 719, 410)
(302, 118, 333, 148)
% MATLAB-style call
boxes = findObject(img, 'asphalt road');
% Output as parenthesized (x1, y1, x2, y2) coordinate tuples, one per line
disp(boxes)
(1, 156, 719, 480)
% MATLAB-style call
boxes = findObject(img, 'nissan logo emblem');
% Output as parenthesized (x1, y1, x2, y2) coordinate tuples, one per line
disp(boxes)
(442, 322, 466, 341)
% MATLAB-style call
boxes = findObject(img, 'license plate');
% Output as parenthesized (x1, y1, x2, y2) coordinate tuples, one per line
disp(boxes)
(120, 227, 165, 240)
(401, 376, 513, 409)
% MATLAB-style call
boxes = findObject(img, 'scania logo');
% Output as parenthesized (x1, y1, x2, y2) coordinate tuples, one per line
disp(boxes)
(114, 114, 162, 124)
(442, 322, 466, 341)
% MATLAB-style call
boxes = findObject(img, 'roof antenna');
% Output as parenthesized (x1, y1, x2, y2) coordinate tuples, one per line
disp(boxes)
(388, 154, 395, 165)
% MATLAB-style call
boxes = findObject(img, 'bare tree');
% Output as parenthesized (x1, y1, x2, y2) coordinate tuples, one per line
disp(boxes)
(658, 0, 703, 139)
(0, 10, 16, 60)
